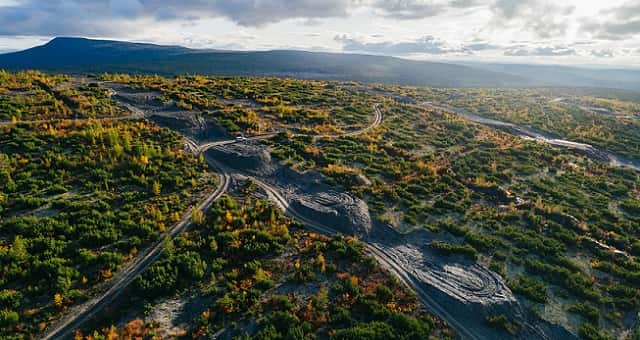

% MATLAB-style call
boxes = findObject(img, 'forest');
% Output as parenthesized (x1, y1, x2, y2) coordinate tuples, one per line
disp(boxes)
(75, 194, 451, 339)
(1, 71, 639, 339)
(0, 72, 211, 337)
(94, 73, 640, 338)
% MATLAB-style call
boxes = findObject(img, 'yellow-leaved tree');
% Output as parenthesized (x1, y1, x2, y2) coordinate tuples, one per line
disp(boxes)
(152, 180, 161, 196)
(54, 293, 63, 308)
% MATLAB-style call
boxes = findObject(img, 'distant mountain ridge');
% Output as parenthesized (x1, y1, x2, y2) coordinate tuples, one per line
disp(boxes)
(0, 37, 637, 90)
(0, 37, 195, 68)
(457, 62, 640, 92)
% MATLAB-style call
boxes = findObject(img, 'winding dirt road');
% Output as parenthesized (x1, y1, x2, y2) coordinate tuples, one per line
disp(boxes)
(322, 103, 383, 138)
(419, 101, 640, 172)
(39, 93, 384, 339)
(241, 175, 481, 340)
(177, 99, 487, 339)
(197, 103, 383, 154)
(42, 166, 229, 339)
(207, 99, 483, 339)
(197, 133, 279, 154)
(28, 83, 557, 339)
(40, 111, 230, 340)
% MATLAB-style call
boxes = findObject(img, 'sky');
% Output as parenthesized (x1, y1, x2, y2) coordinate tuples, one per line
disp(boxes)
(0, 0, 638, 66)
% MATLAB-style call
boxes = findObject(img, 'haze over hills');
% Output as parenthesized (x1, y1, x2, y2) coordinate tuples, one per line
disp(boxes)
(0, 37, 638, 91)
(457, 62, 640, 92)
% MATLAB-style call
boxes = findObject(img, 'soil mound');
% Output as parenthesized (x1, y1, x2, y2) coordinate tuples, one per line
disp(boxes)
(214, 143, 277, 176)
(210, 143, 372, 237)
(288, 191, 372, 237)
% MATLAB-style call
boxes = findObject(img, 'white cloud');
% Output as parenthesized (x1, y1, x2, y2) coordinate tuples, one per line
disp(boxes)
(504, 45, 577, 56)
(590, 49, 614, 58)
(0, 0, 637, 65)
(491, 0, 575, 38)
(335, 34, 469, 55)
(581, 1, 640, 40)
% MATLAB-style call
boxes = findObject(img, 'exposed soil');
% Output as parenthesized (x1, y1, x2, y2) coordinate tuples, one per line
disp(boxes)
(208, 140, 577, 339)
(148, 294, 216, 338)
(101, 82, 579, 339)
(208, 142, 373, 237)
(107, 84, 231, 143)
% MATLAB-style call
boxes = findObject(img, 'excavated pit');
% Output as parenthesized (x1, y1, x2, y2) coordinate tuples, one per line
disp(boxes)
(380, 243, 514, 305)
(368, 227, 577, 340)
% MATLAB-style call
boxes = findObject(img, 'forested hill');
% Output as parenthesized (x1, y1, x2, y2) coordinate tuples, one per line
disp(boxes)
(0, 37, 193, 68)
(0, 37, 637, 91)
(0, 37, 531, 87)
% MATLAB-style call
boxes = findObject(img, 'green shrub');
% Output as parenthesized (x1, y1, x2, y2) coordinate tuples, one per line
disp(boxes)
(485, 314, 520, 335)
(577, 323, 612, 340)
(430, 240, 478, 260)
(508, 275, 548, 303)
(569, 302, 600, 323)
(0, 309, 19, 328)
(331, 321, 396, 340)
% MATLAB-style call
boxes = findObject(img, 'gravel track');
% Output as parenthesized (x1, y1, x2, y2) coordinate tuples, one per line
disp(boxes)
(40, 95, 231, 340)
(247, 176, 485, 339)
(247, 171, 574, 339)
(419, 102, 640, 172)
(377, 243, 514, 305)
(42, 165, 229, 339)
(198, 103, 382, 154)
(37, 82, 576, 339)
(39, 86, 383, 339)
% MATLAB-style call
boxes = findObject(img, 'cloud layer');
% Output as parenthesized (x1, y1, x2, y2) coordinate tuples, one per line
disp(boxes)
(0, 0, 605, 35)
(581, 2, 640, 40)
(336, 34, 467, 55)
(491, 0, 575, 38)
(0, 0, 637, 64)
(0, 0, 356, 35)
(504, 46, 577, 57)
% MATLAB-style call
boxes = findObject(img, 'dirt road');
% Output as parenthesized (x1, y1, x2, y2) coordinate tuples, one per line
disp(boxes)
(197, 103, 383, 154)
(42, 165, 229, 339)
(419, 101, 640, 172)
(39, 89, 389, 339)
(241, 175, 481, 340)
(40, 106, 230, 340)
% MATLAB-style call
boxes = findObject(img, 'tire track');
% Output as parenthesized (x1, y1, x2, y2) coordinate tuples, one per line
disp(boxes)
(245, 176, 482, 340)
(41, 88, 384, 338)
(40, 101, 229, 340)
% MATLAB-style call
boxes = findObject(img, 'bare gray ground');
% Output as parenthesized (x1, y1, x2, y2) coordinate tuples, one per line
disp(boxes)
(146, 294, 216, 338)
(209, 141, 577, 340)
(107, 83, 231, 143)
(211, 142, 373, 237)
(104, 82, 576, 339)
